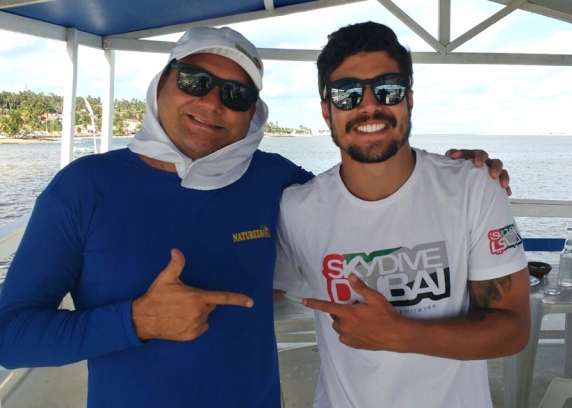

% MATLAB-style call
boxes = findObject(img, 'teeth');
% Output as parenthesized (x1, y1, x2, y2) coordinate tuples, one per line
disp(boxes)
(356, 123, 386, 133)
(192, 116, 217, 128)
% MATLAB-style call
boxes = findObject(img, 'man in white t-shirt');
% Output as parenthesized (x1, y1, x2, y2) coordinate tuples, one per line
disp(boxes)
(273, 21, 530, 408)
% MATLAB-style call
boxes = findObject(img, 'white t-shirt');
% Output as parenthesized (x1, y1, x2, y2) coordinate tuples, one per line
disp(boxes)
(274, 148, 527, 408)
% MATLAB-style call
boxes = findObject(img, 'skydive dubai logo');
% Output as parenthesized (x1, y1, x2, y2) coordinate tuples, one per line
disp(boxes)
(322, 242, 450, 307)
(488, 223, 523, 255)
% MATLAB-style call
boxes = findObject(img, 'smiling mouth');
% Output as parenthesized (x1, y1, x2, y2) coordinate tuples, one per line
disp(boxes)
(189, 115, 221, 129)
(356, 123, 387, 133)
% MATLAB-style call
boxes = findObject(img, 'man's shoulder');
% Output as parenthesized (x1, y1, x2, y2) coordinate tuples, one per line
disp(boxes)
(67, 148, 130, 169)
(252, 150, 314, 183)
(415, 148, 504, 208)
(252, 149, 296, 167)
(416, 148, 490, 181)
(50, 148, 133, 185)
(281, 164, 338, 204)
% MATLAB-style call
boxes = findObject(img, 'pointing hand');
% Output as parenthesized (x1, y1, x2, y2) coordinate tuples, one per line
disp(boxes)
(303, 273, 408, 351)
(131, 249, 254, 341)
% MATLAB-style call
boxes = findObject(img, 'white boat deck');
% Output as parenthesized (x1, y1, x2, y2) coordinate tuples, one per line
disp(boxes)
(0, 296, 570, 408)
(1, 200, 572, 407)
(1, 362, 87, 408)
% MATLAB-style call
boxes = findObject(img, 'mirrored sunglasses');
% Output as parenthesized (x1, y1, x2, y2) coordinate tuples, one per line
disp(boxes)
(170, 63, 259, 112)
(324, 73, 408, 110)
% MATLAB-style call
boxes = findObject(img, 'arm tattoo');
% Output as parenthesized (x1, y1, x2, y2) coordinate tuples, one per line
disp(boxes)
(465, 309, 487, 322)
(468, 276, 513, 309)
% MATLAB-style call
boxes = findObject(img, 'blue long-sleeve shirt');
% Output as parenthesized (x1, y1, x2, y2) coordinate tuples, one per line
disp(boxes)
(0, 148, 313, 407)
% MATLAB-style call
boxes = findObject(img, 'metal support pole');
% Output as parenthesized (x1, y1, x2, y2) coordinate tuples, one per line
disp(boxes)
(60, 27, 78, 168)
(101, 49, 115, 153)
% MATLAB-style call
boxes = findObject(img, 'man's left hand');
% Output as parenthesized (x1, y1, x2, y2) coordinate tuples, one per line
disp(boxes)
(302, 273, 407, 351)
(446, 149, 511, 196)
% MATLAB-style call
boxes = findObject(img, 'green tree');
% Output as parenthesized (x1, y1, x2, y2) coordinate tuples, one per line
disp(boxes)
(0, 109, 24, 136)
(113, 116, 126, 135)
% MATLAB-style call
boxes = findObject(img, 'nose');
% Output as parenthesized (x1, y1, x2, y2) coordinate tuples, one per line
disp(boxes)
(357, 84, 381, 112)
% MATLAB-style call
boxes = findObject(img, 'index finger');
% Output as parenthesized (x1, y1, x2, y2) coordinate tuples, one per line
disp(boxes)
(200, 290, 254, 308)
(347, 273, 378, 301)
(302, 298, 347, 315)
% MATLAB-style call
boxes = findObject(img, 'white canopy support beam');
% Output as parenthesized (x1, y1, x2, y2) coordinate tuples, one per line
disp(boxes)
(0, 11, 102, 48)
(520, 2, 572, 24)
(103, 38, 174, 53)
(438, 0, 451, 45)
(510, 199, 572, 218)
(0, 0, 54, 9)
(107, 0, 367, 40)
(104, 38, 323, 61)
(101, 49, 115, 153)
(411, 52, 572, 66)
(263, 0, 274, 12)
(102, 37, 572, 66)
(447, 0, 528, 53)
(61, 27, 78, 168)
(0, 9, 65, 40)
(488, 0, 572, 24)
(376, 0, 447, 55)
(261, 50, 572, 65)
(259, 48, 320, 61)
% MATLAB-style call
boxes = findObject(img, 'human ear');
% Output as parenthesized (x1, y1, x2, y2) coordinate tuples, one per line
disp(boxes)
(408, 89, 414, 111)
(321, 100, 332, 129)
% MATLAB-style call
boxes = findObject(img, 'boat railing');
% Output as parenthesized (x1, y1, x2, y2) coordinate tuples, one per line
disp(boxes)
(0, 205, 30, 404)
(0, 214, 30, 267)
(1, 199, 570, 268)
(510, 199, 572, 218)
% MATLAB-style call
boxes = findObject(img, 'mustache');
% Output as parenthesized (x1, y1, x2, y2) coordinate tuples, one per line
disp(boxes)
(345, 111, 397, 133)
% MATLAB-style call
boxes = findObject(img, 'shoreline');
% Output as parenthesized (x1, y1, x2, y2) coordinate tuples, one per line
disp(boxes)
(2, 133, 571, 145)
(0, 135, 134, 145)
(0, 137, 59, 144)
(0, 134, 314, 144)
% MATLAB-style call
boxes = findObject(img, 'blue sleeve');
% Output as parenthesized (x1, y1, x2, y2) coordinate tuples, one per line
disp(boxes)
(294, 166, 314, 186)
(0, 174, 143, 369)
(279, 154, 314, 187)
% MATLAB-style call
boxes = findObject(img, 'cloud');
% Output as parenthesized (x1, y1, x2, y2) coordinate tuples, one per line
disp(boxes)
(412, 62, 572, 134)
(0, 0, 570, 134)
(0, 35, 66, 94)
(260, 60, 324, 130)
(0, 31, 51, 58)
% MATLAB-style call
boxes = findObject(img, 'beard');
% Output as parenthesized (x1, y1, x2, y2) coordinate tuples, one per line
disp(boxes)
(330, 107, 412, 164)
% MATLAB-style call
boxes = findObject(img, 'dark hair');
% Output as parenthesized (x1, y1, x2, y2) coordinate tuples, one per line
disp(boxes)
(317, 22, 413, 100)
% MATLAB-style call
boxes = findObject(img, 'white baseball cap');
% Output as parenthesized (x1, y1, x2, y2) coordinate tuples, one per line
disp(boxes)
(169, 26, 264, 91)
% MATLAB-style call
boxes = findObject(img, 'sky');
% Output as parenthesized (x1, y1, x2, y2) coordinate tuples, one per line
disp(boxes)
(0, 0, 571, 135)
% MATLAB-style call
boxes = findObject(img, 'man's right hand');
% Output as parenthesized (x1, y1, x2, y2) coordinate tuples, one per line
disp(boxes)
(131, 248, 254, 342)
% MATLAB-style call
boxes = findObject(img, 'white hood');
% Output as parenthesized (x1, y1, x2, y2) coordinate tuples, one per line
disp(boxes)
(128, 71, 268, 190)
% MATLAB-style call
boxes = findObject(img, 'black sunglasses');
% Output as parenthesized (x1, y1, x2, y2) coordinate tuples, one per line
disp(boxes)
(324, 73, 408, 110)
(170, 62, 259, 112)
